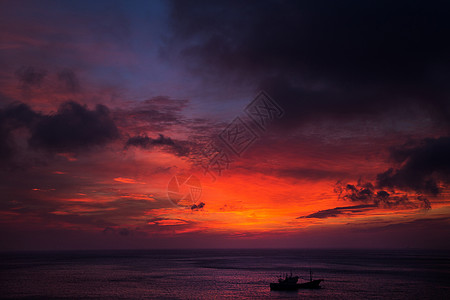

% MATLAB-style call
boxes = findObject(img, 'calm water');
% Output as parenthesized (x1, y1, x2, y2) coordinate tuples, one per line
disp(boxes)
(1, 249, 449, 299)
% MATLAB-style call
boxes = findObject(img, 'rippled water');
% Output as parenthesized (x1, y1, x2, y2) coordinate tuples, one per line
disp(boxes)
(1, 249, 449, 299)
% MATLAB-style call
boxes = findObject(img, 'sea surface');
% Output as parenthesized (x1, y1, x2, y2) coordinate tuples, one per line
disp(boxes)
(1, 249, 449, 299)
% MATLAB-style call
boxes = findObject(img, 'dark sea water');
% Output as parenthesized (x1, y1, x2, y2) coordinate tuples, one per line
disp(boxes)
(1, 249, 449, 299)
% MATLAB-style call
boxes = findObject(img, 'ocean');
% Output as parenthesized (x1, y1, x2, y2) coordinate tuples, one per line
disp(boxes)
(1, 249, 449, 299)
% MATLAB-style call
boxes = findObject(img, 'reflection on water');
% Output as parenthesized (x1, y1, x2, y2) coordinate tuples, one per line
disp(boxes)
(1, 249, 449, 299)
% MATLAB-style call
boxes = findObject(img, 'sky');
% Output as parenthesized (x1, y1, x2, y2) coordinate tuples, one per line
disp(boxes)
(0, 0, 449, 250)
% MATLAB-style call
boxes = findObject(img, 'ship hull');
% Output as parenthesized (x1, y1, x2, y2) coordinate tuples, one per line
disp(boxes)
(297, 279, 323, 289)
(270, 279, 323, 290)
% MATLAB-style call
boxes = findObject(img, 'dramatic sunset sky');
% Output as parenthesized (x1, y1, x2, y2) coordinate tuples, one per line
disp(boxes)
(1, 0, 449, 250)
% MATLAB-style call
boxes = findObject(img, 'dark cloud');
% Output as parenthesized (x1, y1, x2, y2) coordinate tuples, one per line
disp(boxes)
(298, 204, 376, 219)
(15, 66, 47, 88)
(337, 182, 376, 203)
(125, 134, 190, 157)
(167, 0, 450, 129)
(0, 103, 38, 161)
(191, 202, 205, 210)
(376, 136, 450, 195)
(334, 135, 449, 210)
(57, 69, 80, 93)
(258, 76, 409, 130)
(29, 101, 119, 152)
(335, 180, 431, 209)
(1, 101, 120, 163)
